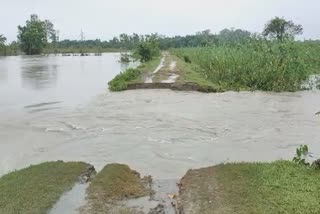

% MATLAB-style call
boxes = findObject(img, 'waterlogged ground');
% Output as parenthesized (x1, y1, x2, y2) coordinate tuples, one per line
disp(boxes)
(1, 89, 320, 179)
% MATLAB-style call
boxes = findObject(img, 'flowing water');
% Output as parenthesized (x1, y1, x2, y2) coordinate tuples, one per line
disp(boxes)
(1, 54, 320, 181)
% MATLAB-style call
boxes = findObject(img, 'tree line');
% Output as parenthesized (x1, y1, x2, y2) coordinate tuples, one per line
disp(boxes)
(0, 14, 308, 56)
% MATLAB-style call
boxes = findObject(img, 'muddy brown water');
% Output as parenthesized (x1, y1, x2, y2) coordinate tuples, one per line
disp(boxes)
(1, 54, 320, 212)
(1, 89, 320, 179)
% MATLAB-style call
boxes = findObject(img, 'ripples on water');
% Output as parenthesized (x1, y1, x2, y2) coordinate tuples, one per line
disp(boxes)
(1, 54, 320, 178)
(1, 89, 320, 179)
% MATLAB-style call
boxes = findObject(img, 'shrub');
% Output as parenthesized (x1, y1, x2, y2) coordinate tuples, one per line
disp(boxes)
(108, 68, 141, 91)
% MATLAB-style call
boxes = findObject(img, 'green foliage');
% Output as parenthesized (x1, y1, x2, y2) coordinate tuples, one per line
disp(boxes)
(215, 161, 320, 213)
(263, 17, 303, 41)
(134, 35, 160, 62)
(0, 161, 89, 214)
(119, 52, 131, 63)
(0, 34, 7, 55)
(183, 55, 191, 63)
(83, 164, 148, 213)
(0, 34, 6, 45)
(174, 39, 310, 92)
(17, 14, 55, 55)
(217, 28, 252, 45)
(108, 68, 142, 91)
(292, 145, 310, 166)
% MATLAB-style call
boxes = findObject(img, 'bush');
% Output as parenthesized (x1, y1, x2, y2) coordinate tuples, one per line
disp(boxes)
(183, 55, 191, 63)
(108, 68, 141, 91)
(134, 35, 160, 62)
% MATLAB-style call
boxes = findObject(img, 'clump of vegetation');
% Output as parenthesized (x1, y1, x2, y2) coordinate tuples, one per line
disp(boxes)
(292, 145, 310, 166)
(0, 161, 90, 214)
(119, 52, 131, 63)
(17, 14, 56, 55)
(183, 55, 191, 63)
(292, 145, 320, 170)
(173, 18, 314, 92)
(263, 17, 303, 41)
(134, 34, 160, 62)
(108, 68, 142, 91)
(175, 40, 309, 92)
(108, 54, 161, 92)
(82, 164, 149, 214)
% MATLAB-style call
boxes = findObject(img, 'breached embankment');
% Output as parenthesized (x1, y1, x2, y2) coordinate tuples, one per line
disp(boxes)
(127, 82, 219, 93)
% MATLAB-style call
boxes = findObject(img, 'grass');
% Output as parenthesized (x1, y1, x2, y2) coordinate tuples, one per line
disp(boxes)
(179, 161, 320, 213)
(108, 56, 161, 91)
(173, 40, 318, 92)
(82, 164, 149, 214)
(216, 161, 320, 213)
(174, 53, 224, 92)
(0, 161, 89, 214)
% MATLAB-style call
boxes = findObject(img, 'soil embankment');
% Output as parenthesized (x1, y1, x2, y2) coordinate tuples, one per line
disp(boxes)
(128, 53, 220, 92)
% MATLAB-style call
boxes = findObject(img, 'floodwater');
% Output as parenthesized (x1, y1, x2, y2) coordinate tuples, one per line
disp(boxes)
(0, 53, 133, 111)
(1, 54, 320, 181)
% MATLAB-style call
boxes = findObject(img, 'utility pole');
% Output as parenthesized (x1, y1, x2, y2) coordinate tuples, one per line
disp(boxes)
(80, 29, 85, 41)
(80, 29, 85, 56)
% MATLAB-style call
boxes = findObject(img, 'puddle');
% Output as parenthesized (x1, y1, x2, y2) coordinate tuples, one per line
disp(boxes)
(145, 56, 166, 83)
(49, 183, 89, 214)
(161, 74, 180, 83)
(169, 61, 176, 71)
(123, 179, 178, 214)
(152, 57, 166, 74)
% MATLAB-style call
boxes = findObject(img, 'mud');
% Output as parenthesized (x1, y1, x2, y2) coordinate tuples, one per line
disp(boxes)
(144, 56, 166, 83)
(127, 82, 219, 92)
(177, 166, 226, 214)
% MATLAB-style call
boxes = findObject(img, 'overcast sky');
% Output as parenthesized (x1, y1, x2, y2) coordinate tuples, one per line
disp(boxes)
(1, 0, 319, 42)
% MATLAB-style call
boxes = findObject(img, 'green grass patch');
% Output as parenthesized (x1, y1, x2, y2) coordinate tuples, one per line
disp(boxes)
(215, 161, 320, 213)
(0, 161, 89, 214)
(108, 57, 161, 91)
(174, 54, 225, 92)
(82, 164, 149, 213)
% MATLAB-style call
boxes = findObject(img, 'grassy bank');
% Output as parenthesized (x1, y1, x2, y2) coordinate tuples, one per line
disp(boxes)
(173, 40, 320, 92)
(174, 54, 224, 92)
(0, 161, 90, 214)
(81, 164, 150, 214)
(108, 56, 161, 91)
(179, 161, 320, 214)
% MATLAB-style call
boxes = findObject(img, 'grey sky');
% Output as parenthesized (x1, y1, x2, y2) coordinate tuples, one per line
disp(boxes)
(1, 0, 319, 42)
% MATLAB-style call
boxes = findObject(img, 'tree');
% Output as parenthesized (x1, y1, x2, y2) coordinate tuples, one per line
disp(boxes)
(0, 34, 7, 55)
(17, 14, 55, 55)
(263, 17, 303, 41)
(0, 34, 6, 46)
(218, 28, 251, 45)
(134, 34, 160, 62)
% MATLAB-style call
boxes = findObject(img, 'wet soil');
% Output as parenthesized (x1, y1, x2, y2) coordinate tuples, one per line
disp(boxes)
(177, 166, 229, 214)
(127, 82, 219, 92)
